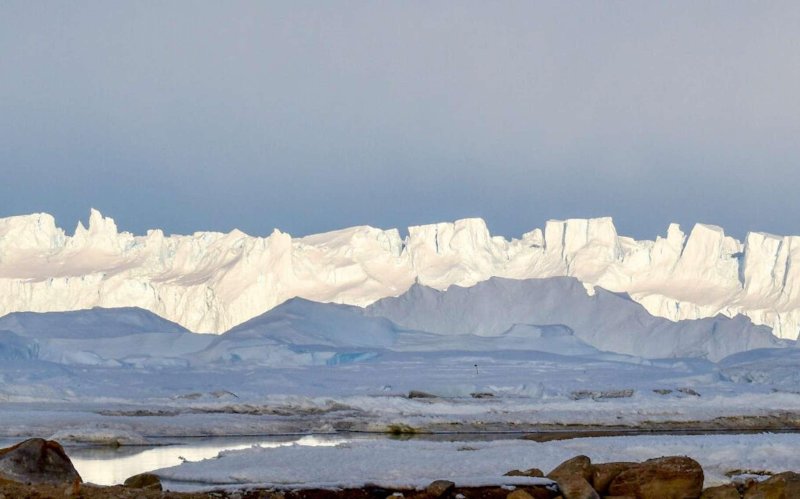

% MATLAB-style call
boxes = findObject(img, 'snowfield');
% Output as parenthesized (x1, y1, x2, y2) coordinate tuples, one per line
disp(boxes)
(0, 295, 799, 443)
(154, 434, 800, 490)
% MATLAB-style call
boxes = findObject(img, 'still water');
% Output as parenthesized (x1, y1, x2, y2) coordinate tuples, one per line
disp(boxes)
(0, 432, 520, 486)
(66, 434, 350, 486)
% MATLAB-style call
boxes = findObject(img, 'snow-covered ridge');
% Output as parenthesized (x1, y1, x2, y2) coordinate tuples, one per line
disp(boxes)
(2, 210, 800, 338)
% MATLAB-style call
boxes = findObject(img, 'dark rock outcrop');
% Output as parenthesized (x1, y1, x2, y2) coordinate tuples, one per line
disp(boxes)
(0, 438, 81, 485)
(425, 480, 455, 498)
(408, 391, 438, 399)
(504, 468, 544, 478)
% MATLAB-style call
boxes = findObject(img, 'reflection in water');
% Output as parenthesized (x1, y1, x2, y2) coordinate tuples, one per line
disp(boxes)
(68, 435, 348, 486)
(0, 430, 575, 487)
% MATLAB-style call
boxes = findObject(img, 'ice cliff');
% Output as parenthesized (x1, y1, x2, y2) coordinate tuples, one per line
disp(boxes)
(2, 209, 800, 339)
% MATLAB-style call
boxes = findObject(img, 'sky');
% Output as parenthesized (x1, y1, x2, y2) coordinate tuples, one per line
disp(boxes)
(2, 1, 800, 241)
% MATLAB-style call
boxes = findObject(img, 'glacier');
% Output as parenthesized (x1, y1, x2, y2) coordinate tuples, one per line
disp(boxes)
(0, 277, 777, 366)
(366, 277, 782, 361)
(2, 209, 800, 339)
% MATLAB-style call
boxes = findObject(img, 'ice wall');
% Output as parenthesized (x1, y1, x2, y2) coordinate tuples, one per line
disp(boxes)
(2, 210, 800, 338)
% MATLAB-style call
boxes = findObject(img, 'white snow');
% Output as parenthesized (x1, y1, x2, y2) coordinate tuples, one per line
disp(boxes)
(0, 300, 797, 490)
(48, 427, 149, 446)
(154, 434, 800, 490)
(366, 277, 784, 361)
(1, 277, 779, 369)
(2, 315, 800, 441)
(3, 210, 800, 338)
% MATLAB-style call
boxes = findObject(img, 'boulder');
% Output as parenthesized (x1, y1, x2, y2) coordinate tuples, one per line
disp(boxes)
(123, 472, 162, 490)
(743, 471, 800, 498)
(504, 468, 545, 478)
(548, 455, 593, 483)
(701, 484, 740, 498)
(0, 438, 81, 485)
(426, 480, 455, 498)
(592, 462, 638, 494)
(454, 487, 550, 499)
(64, 478, 82, 497)
(608, 456, 704, 499)
(552, 478, 600, 499)
(547, 455, 599, 499)
(506, 490, 535, 499)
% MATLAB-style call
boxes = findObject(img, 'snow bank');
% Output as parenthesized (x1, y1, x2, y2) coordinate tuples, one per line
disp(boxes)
(155, 434, 800, 490)
(49, 426, 148, 446)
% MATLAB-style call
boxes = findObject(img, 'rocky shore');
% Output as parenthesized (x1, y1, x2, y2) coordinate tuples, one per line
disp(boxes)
(1, 438, 798, 499)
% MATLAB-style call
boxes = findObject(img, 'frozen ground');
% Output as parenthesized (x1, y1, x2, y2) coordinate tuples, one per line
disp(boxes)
(154, 433, 800, 490)
(2, 345, 800, 441)
(1, 283, 800, 489)
(1, 290, 799, 441)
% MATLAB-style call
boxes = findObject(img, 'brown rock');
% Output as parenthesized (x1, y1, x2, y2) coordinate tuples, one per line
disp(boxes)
(451, 486, 551, 499)
(548, 456, 593, 484)
(0, 438, 82, 485)
(517, 487, 554, 499)
(506, 490, 534, 499)
(123, 472, 162, 490)
(557, 479, 599, 499)
(591, 462, 638, 494)
(701, 484, 740, 498)
(743, 471, 800, 498)
(64, 477, 81, 497)
(608, 456, 704, 499)
(547, 455, 598, 499)
(504, 468, 545, 478)
(426, 480, 455, 498)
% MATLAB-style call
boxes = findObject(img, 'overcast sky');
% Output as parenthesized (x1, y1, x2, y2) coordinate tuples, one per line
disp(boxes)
(2, 1, 800, 240)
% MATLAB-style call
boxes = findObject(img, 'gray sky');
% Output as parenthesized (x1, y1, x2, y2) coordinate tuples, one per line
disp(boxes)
(2, 1, 800, 240)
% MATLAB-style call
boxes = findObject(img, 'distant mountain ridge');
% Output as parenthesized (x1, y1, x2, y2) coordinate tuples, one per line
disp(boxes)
(2, 210, 800, 338)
